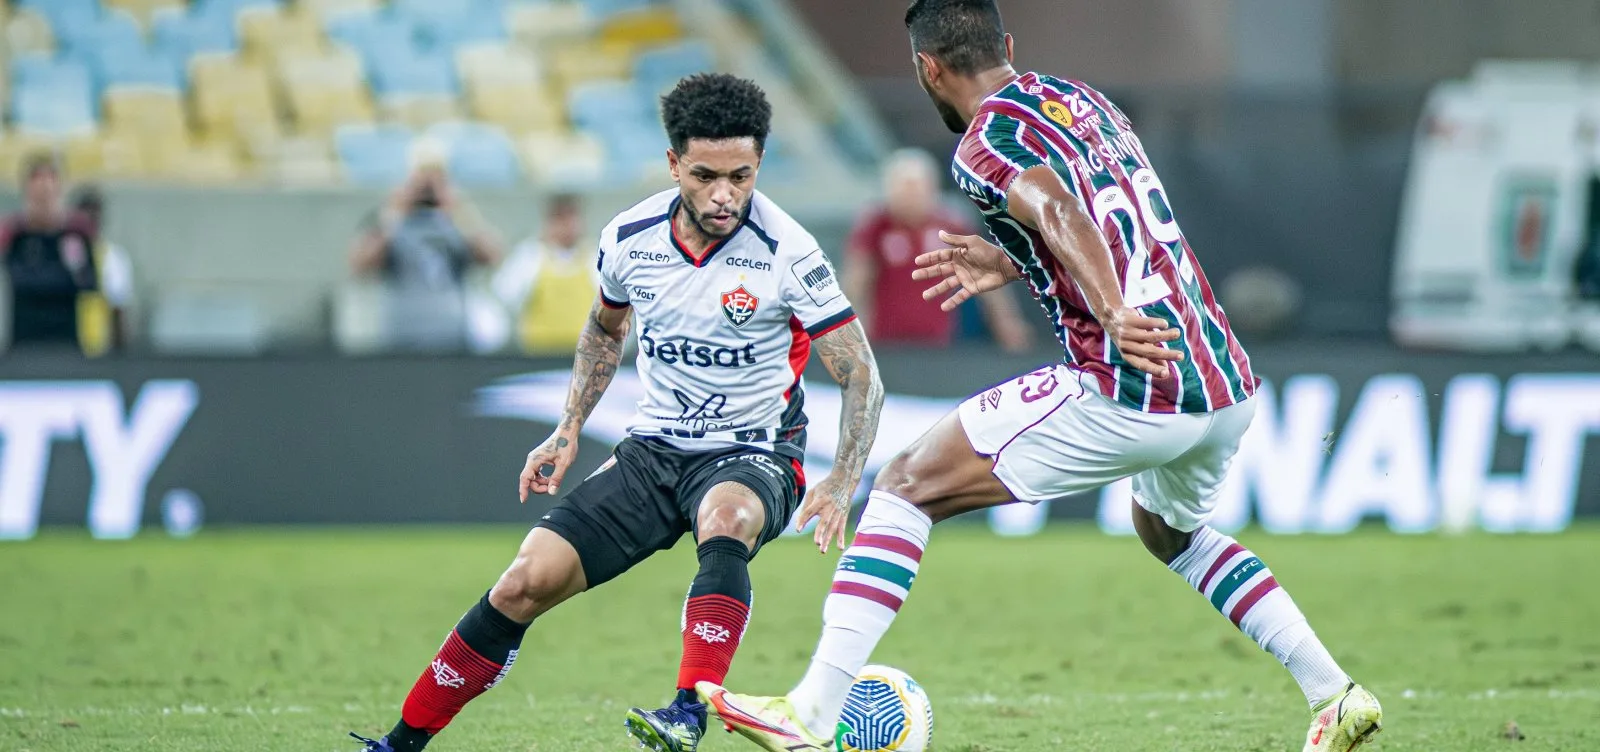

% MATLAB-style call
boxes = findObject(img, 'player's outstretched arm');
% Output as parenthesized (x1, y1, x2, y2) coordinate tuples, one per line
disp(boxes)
(518, 298, 631, 501)
(1006, 165, 1183, 379)
(794, 320, 884, 553)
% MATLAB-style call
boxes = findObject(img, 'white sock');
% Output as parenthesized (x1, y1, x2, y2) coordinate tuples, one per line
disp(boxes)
(1168, 526, 1351, 707)
(789, 490, 931, 733)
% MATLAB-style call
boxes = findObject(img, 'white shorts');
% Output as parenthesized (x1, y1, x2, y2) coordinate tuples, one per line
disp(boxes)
(957, 364, 1256, 532)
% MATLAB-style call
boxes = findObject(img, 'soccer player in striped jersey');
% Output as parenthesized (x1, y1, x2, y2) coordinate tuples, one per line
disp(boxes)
(699, 2, 1382, 751)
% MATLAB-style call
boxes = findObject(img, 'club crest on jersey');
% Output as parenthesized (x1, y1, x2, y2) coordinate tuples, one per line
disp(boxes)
(720, 285, 760, 328)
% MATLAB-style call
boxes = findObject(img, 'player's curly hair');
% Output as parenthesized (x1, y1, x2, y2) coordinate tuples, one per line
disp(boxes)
(660, 73, 772, 154)
(905, 0, 1008, 75)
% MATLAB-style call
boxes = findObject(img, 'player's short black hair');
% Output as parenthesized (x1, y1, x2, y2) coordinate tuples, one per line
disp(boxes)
(904, 0, 1008, 75)
(660, 73, 772, 155)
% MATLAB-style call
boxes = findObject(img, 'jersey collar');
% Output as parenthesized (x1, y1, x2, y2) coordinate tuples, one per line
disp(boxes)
(667, 196, 748, 268)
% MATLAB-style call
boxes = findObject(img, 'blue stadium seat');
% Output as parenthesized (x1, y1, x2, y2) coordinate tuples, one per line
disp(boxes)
(633, 41, 715, 93)
(427, 122, 521, 187)
(192, 0, 282, 20)
(336, 124, 415, 186)
(422, 10, 509, 51)
(12, 70, 97, 134)
(369, 49, 458, 97)
(325, 11, 419, 67)
(582, 0, 656, 21)
(93, 46, 185, 90)
(566, 80, 652, 131)
(153, 10, 239, 59)
(55, 8, 144, 56)
(581, 120, 665, 183)
(17, 0, 100, 33)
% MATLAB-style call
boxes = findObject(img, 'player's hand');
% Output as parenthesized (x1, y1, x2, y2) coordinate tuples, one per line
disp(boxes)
(912, 231, 1019, 312)
(1104, 305, 1184, 379)
(518, 428, 579, 502)
(795, 472, 856, 554)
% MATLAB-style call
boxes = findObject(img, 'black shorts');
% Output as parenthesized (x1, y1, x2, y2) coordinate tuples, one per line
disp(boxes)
(535, 437, 804, 588)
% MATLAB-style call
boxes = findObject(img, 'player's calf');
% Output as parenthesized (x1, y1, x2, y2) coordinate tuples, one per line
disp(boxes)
(363, 528, 585, 752)
(1138, 503, 1353, 709)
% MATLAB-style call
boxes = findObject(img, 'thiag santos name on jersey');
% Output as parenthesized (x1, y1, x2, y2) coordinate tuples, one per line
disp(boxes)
(639, 328, 758, 368)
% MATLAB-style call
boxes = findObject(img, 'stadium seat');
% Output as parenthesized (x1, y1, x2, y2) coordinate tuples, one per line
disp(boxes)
(335, 123, 413, 186)
(17, 0, 99, 34)
(10, 58, 97, 135)
(152, 8, 237, 59)
(189, 53, 281, 152)
(456, 44, 561, 135)
(299, 0, 380, 23)
(598, 6, 681, 46)
(94, 130, 148, 177)
(103, 87, 188, 139)
(272, 135, 339, 184)
(54, 7, 144, 57)
(278, 48, 374, 137)
(381, 96, 465, 131)
(544, 39, 635, 90)
(425, 121, 521, 187)
(191, 0, 281, 23)
(102, 0, 185, 29)
(566, 79, 651, 131)
(238, 6, 325, 65)
(423, 10, 508, 51)
(506, 1, 590, 47)
(368, 49, 457, 97)
(521, 130, 607, 188)
(4, 9, 58, 58)
(92, 46, 185, 90)
(633, 40, 715, 94)
(582, 0, 654, 22)
(324, 10, 417, 69)
(0, 131, 58, 179)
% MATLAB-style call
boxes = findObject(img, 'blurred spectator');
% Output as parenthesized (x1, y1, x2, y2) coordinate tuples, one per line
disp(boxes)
(71, 185, 136, 355)
(1, 153, 99, 353)
(492, 194, 599, 354)
(349, 143, 502, 351)
(845, 149, 1032, 352)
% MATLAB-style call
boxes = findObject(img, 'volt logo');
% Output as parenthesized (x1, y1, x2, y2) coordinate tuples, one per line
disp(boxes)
(0, 380, 199, 540)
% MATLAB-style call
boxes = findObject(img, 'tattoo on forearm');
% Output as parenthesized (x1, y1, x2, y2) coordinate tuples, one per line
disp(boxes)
(562, 308, 626, 431)
(815, 322, 884, 479)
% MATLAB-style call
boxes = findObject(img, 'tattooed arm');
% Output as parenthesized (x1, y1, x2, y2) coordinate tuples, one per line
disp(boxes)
(793, 319, 885, 552)
(518, 298, 631, 500)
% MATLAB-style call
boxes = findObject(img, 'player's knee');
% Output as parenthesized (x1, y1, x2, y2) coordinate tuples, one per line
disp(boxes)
(489, 538, 584, 621)
(697, 493, 763, 549)
(870, 452, 940, 516)
(1130, 502, 1190, 565)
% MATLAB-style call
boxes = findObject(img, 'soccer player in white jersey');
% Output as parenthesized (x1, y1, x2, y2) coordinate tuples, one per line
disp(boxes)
(701, 2, 1382, 751)
(350, 74, 884, 752)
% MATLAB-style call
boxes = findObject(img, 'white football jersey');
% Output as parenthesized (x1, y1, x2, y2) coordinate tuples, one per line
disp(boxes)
(597, 188, 856, 460)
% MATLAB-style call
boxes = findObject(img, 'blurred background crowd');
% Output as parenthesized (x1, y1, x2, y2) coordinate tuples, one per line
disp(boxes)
(3, 0, 1600, 360)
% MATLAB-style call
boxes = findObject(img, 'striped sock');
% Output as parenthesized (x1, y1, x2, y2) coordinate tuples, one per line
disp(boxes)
(790, 490, 930, 734)
(1169, 526, 1350, 706)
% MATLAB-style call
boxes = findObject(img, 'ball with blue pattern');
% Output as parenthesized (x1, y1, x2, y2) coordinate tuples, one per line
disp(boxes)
(837, 665, 933, 752)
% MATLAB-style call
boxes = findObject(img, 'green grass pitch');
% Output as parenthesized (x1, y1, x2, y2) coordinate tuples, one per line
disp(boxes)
(2, 525, 1598, 751)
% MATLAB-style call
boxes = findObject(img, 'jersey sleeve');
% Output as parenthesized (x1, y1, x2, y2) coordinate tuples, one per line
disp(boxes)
(783, 247, 856, 338)
(956, 113, 1074, 211)
(594, 227, 629, 309)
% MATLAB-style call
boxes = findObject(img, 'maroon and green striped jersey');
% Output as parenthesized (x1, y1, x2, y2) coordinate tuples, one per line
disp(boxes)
(952, 71, 1257, 414)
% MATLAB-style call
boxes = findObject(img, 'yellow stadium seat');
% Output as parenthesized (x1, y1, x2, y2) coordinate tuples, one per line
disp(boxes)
(174, 142, 247, 183)
(520, 130, 606, 187)
(95, 131, 147, 178)
(238, 6, 325, 66)
(599, 7, 681, 46)
(102, 0, 183, 29)
(299, 0, 380, 23)
(5, 9, 55, 56)
(136, 128, 195, 177)
(507, 2, 589, 47)
(0, 132, 57, 179)
(544, 40, 634, 91)
(61, 135, 107, 179)
(467, 82, 563, 136)
(104, 88, 189, 140)
(380, 95, 463, 130)
(189, 53, 283, 153)
(278, 48, 375, 137)
(456, 43, 542, 86)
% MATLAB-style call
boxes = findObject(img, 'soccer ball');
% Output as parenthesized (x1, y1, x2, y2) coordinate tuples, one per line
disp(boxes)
(836, 664, 933, 752)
